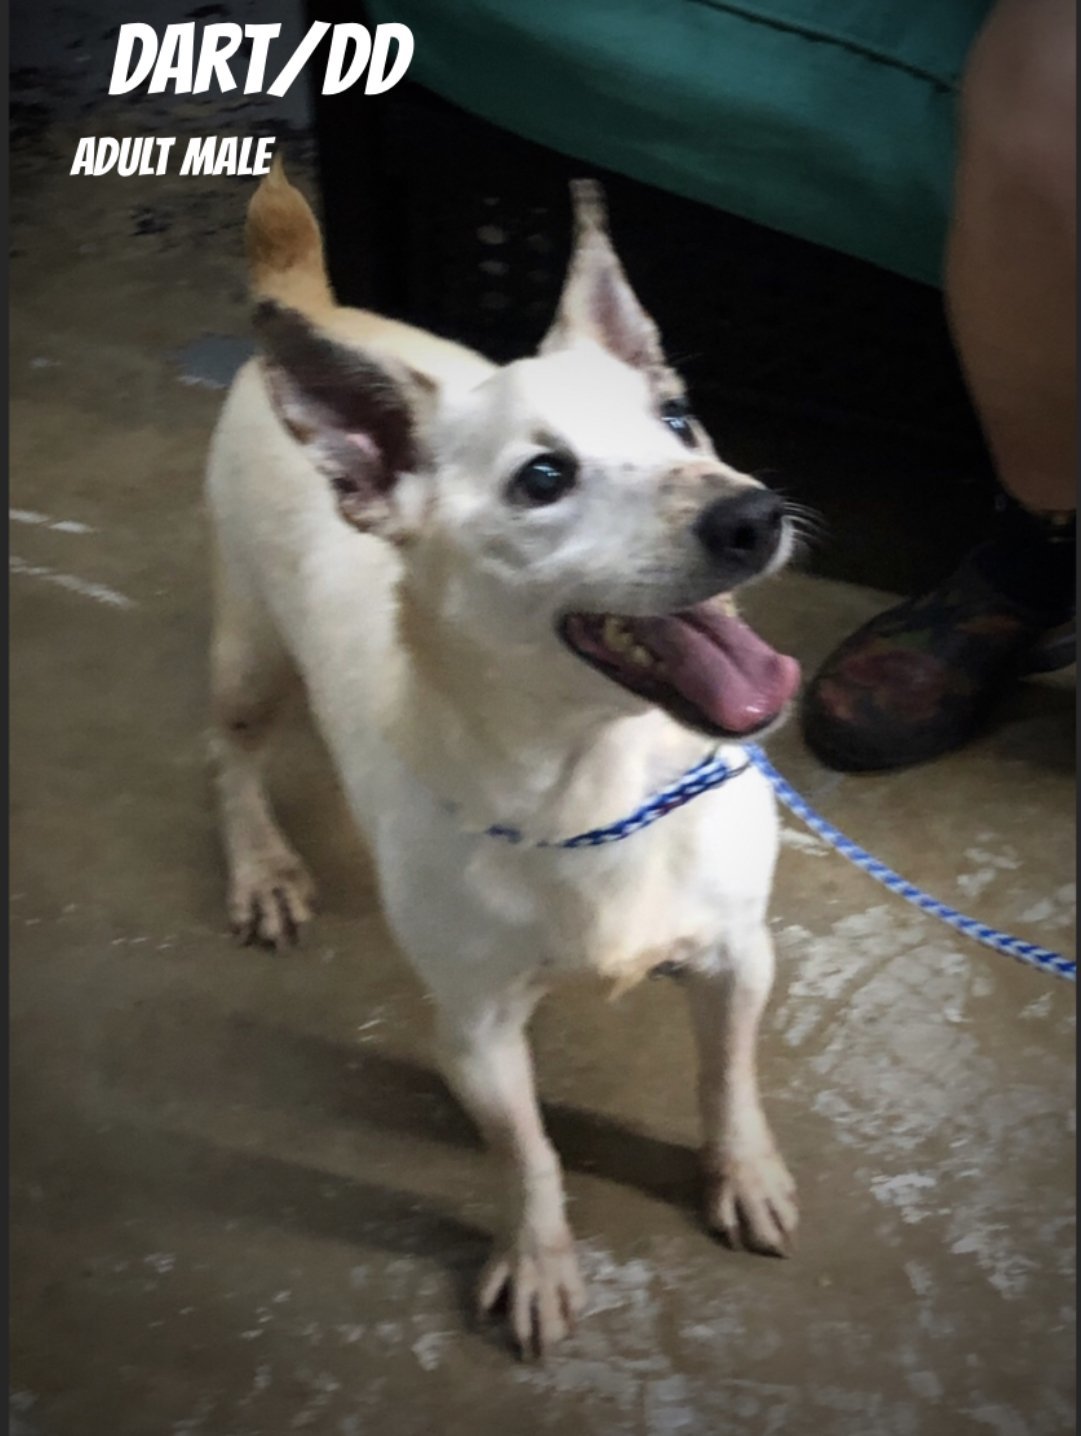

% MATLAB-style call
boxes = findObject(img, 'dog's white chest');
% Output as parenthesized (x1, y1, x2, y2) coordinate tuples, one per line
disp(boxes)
(373, 757, 779, 1001)
(542, 766, 778, 986)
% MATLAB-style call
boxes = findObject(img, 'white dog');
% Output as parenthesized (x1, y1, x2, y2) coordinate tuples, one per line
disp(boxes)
(205, 162, 802, 1355)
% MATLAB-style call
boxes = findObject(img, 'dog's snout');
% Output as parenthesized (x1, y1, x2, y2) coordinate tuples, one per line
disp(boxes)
(693, 489, 784, 580)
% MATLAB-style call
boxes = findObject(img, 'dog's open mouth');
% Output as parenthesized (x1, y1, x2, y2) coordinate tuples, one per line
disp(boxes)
(560, 602, 801, 738)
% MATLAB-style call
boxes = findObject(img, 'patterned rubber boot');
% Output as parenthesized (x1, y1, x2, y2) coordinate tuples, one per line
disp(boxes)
(801, 508, 1075, 772)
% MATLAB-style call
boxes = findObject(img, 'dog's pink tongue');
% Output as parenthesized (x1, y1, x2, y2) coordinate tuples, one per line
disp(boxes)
(639, 606, 801, 733)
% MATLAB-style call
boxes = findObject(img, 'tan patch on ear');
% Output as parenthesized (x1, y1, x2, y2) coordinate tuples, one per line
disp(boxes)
(246, 156, 334, 314)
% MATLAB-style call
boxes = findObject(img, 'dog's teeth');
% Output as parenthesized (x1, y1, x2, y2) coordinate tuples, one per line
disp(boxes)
(602, 617, 632, 653)
(629, 644, 654, 667)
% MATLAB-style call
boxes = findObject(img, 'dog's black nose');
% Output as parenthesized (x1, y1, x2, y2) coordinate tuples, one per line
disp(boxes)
(694, 489, 784, 580)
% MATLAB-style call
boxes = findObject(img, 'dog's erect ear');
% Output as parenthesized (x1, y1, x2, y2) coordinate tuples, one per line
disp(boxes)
(253, 300, 435, 539)
(540, 180, 665, 371)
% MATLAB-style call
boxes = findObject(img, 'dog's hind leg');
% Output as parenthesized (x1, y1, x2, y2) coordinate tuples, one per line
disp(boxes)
(209, 545, 315, 948)
(683, 925, 798, 1255)
(435, 983, 585, 1356)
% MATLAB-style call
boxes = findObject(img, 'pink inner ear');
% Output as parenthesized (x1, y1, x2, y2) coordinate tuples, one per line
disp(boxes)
(592, 270, 623, 343)
(590, 268, 655, 370)
(345, 431, 382, 463)
(342, 429, 388, 491)
(328, 430, 388, 501)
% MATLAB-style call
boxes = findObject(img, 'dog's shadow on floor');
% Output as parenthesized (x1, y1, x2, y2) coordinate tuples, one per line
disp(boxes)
(55, 1112, 499, 1346)
(104, 1025, 703, 1351)
(253, 1023, 704, 1217)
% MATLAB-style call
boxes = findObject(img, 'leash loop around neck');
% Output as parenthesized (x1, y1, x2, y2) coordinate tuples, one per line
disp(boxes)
(483, 748, 751, 850)
(469, 738, 1073, 981)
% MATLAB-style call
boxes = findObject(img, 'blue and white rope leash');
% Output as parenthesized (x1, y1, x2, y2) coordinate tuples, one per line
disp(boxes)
(483, 746, 1075, 983)
(748, 748, 1075, 984)
(484, 748, 752, 849)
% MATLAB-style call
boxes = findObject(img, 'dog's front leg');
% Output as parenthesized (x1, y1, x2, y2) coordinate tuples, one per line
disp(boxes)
(437, 988, 585, 1356)
(683, 925, 798, 1255)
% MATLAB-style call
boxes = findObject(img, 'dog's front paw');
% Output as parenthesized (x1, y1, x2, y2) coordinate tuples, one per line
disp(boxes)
(705, 1147, 798, 1257)
(477, 1231, 586, 1357)
(229, 851, 316, 949)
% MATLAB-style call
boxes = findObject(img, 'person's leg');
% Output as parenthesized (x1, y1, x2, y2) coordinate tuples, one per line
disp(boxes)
(803, 0, 1076, 772)
(946, 0, 1075, 516)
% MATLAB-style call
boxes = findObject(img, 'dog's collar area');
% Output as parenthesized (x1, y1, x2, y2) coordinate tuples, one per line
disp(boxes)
(440, 738, 1073, 980)
(463, 747, 753, 850)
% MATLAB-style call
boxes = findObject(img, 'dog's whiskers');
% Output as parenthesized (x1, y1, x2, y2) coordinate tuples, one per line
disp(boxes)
(781, 499, 826, 550)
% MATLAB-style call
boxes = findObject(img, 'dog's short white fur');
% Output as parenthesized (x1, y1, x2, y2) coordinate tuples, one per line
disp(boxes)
(206, 163, 799, 1354)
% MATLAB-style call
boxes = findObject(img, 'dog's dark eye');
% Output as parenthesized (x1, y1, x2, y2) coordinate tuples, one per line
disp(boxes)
(660, 398, 696, 448)
(509, 452, 578, 507)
